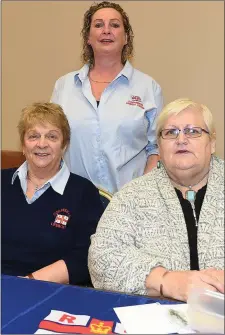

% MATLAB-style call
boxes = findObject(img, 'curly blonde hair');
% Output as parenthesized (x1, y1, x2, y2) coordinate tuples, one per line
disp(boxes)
(81, 1, 134, 67)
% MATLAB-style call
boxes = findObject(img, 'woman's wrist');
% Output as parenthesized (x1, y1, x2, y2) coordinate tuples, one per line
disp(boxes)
(159, 270, 170, 296)
(145, 266, 169, 293)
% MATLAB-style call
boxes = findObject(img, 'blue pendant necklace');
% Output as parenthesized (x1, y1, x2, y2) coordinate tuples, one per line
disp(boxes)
(169, 169, 210, 201)
(184, 170, 210, 202)
(169, 169, 210, 227)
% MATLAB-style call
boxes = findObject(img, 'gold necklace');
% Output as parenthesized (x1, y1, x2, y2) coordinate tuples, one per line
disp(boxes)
(89, 76, 111, 84)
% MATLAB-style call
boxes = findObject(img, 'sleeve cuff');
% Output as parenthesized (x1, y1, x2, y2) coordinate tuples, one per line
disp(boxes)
(146, 150, 159, 158)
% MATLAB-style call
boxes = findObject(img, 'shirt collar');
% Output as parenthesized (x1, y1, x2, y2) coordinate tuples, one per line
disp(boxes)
(117, 60, 133, 81)
(74, 60, 133, 84)
(75, 63, 89, 84)
(11, 159, 70, 195)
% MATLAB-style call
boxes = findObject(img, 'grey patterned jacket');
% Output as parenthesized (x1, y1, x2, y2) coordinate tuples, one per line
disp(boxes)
(88, 155, 224, 295)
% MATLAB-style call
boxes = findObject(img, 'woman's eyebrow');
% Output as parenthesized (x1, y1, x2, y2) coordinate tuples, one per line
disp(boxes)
(26, 129, 60, 134)
(165, 124, 196, 128)
(46, 130, 61, 135)
(164, 125, 178, 128)
(93, 18, 121, 22)
(26, 129, 38, 134)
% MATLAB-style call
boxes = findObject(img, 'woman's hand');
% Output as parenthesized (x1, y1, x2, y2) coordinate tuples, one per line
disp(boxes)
(162, 270, 224, 302)
(200, 268, 224, 286)
(146, 267, 224, 302)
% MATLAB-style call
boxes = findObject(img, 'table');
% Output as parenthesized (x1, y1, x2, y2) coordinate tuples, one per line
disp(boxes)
(2, 275, 178, 334)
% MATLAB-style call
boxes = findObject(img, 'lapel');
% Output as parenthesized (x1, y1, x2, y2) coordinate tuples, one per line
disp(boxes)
(156, 165, 190, 268)
(198, 156, 224, 268)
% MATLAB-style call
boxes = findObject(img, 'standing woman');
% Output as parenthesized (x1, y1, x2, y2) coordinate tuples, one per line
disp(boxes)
(51, 1, 163, 194)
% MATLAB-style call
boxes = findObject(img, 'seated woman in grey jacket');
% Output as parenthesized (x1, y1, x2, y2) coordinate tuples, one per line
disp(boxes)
(88, 98, 224, 302)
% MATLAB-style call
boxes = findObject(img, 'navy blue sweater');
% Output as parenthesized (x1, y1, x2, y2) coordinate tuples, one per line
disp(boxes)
(2, 168, 104, 285)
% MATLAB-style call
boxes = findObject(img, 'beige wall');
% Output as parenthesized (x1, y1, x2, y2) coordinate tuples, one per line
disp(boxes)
(2, 1, 224, 158)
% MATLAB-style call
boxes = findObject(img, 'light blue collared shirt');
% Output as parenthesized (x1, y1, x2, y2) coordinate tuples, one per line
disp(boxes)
(11, 160, 70, 204)
(51, 61, 163, 194)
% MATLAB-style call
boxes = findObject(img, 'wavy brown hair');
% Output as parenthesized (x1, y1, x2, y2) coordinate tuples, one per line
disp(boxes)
(81, 1, 134, 67)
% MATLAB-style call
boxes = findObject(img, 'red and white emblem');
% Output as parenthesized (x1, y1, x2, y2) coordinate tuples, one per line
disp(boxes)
(51, 208, 71, 229)
(35, 310, 127, 334)
(126, 95, 144, 109)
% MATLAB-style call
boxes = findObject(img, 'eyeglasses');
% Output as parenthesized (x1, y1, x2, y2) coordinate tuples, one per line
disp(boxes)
(160, 127, 210, 139)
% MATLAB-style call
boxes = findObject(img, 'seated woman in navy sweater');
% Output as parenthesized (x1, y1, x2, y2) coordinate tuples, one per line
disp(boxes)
(2, 102, 104, 285)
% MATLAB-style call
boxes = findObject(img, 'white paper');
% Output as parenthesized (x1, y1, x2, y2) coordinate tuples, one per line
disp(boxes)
(114, 303, 195, 334)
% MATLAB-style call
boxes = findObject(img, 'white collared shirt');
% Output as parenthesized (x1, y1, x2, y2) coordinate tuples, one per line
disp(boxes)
(51, 61, 163, 194)
(11, 160, 70, 204)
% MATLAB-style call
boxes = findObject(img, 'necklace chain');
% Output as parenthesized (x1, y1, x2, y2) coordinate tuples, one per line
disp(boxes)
(169, 169, 210, 190)
(168, 169, 210, 228)
(89, 76, 111, 84)
(27, 174, 41, 191)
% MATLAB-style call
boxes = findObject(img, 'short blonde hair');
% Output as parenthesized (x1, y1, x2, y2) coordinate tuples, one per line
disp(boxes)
(156, 98, 216, 140)
(18, 102, 70, 148)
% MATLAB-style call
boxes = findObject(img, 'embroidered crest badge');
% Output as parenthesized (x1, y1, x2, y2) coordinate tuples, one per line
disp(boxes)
(55, 214, 69, 226)
(51, 208, 71, 229)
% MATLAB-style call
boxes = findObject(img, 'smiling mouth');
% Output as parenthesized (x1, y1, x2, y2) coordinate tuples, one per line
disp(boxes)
(100, 39, 114, 43)
(34, 153, 49, 157)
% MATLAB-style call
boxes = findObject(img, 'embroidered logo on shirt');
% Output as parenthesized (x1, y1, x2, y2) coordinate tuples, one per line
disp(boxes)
(126, 95, 144, 109)
(55, 214, 69, 225)
(51, 208, 71, 229)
